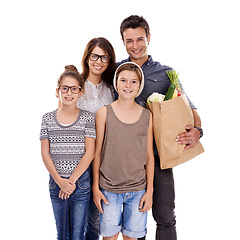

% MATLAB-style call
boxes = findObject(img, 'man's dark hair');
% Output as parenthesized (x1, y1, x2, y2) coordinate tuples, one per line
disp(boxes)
(120, 15, 150, 39)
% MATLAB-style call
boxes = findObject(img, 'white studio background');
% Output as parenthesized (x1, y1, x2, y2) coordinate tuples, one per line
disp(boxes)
(1, 0, 239, 239)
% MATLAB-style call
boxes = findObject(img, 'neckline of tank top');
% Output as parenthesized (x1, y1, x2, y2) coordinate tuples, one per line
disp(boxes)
(109, 104, 145, 126)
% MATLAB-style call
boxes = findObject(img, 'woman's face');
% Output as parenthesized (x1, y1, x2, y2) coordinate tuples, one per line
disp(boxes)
(87, 46, 110, 77)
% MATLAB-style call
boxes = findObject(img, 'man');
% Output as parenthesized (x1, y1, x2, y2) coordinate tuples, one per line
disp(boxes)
(119, 15, 203, 240)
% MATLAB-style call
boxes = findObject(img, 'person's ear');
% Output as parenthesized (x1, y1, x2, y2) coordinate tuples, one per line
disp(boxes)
(147, 33, 151, 45)
(55, 88, 59, 98)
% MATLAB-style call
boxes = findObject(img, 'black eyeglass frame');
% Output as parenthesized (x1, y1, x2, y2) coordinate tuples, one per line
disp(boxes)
(88, 53, 111, 63)
(58, 85, 82, 94)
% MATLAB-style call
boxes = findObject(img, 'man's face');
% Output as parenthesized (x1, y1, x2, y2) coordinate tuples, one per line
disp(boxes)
(122, 27, 151, 65)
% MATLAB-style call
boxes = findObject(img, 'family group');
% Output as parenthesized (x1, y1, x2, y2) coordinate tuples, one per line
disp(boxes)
(40, 15, 202, 240)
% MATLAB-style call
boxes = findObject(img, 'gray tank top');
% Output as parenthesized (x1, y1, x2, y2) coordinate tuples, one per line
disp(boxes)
(99, 104, 150, 193)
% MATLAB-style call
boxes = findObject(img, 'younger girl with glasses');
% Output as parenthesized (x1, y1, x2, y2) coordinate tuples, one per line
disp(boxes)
(77, 37, 116, 240)
(40, 65, 96, 240)
(93, 62, 154, 240)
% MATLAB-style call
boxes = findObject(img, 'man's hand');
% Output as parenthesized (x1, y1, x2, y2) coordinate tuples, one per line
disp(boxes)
(176, 125, 200, 150)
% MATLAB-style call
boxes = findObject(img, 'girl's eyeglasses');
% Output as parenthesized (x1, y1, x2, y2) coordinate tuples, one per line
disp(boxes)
(88, 53, 110, 63)
(58, 85, 81, 94)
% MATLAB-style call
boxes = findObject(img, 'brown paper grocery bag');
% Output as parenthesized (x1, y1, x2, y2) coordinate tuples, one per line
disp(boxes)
(148, 95, 204, 169)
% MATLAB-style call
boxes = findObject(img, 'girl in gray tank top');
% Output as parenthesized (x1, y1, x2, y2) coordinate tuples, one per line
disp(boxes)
(93, 62, 154, 239)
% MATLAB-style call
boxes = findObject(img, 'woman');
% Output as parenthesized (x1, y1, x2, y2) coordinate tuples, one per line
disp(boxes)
(77, 37, 116, 114)
(78, 37, 116, 240)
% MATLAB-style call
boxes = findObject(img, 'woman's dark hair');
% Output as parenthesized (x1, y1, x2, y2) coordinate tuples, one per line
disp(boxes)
(120, 15, 150, 39)
(57, 65, 84, 90)
(81, 37, 116, 87)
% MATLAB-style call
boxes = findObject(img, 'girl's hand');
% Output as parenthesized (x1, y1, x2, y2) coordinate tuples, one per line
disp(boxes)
(93, 188, 109, 214)
(139, 191, 153, 213)
(58, 178, 76, 194)
(59, 190, 70, 200)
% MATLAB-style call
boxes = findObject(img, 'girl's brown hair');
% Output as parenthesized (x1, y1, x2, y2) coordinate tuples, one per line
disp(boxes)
(113, 62, 145, 98)
(81, 37, 116, 87)
(115, 63, 142, 84)
(57, 65, 84, 90)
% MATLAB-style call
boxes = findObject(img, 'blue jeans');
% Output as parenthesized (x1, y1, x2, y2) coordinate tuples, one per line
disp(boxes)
(85, 163, 100, 240)
(49, 169, 91, 240)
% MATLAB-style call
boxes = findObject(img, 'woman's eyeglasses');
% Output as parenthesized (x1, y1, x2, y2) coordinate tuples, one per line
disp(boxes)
(58, 85, 81, 94)
(88, 53, 110, 63)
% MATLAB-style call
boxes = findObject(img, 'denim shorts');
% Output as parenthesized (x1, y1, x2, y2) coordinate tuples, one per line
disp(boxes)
(100, 188, 147, 238)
